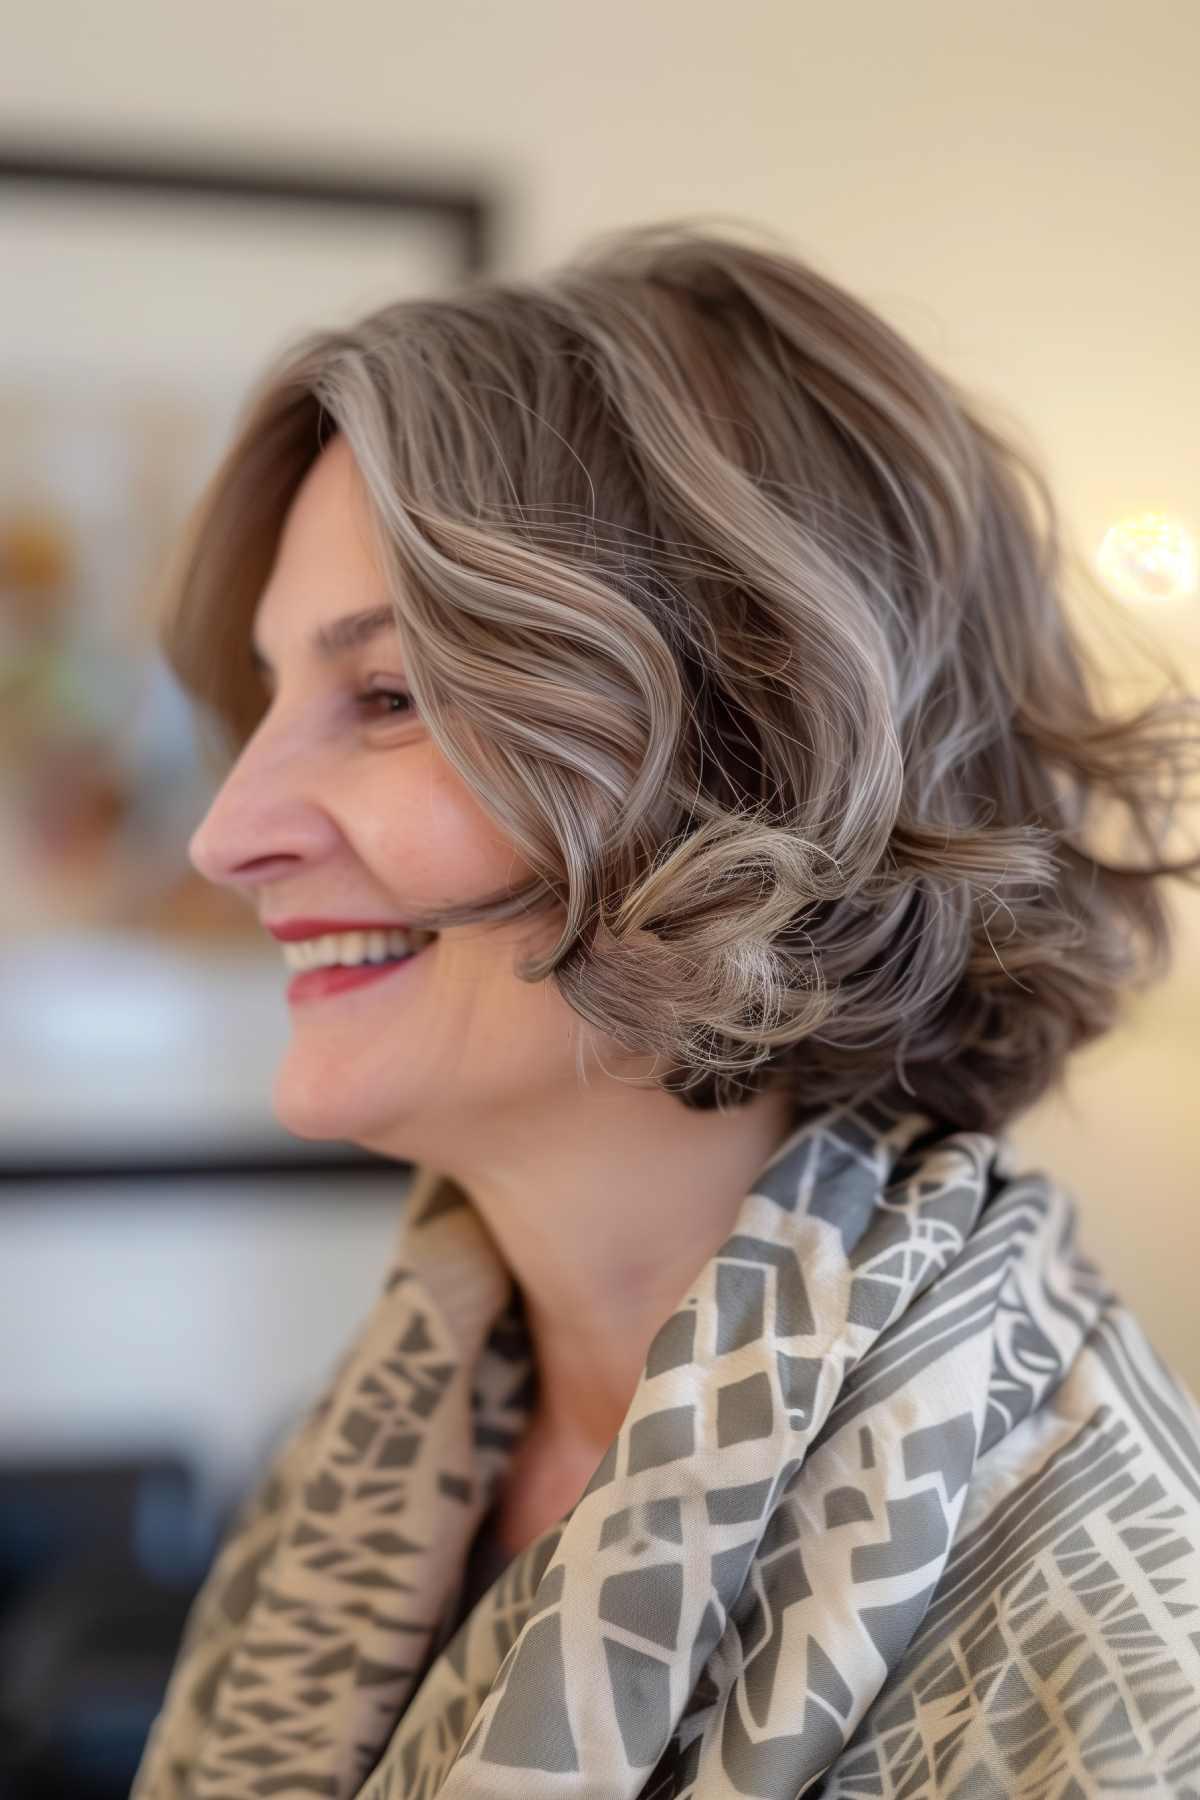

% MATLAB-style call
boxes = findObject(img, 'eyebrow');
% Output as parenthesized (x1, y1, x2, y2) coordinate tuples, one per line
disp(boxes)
(250, 604, 401, 678)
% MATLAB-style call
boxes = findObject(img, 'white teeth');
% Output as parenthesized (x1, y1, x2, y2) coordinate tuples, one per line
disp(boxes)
(280, 928, 435, 972)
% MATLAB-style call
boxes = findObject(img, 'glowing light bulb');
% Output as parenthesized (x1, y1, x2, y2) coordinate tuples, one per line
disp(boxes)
(1095, 513, 1197, 606)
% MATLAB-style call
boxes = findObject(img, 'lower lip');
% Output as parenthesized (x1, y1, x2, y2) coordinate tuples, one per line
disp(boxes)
(286, 942, 433, 1005)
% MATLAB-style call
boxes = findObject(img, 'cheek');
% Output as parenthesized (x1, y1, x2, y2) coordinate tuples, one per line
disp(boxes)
(358, 757, 537, 906)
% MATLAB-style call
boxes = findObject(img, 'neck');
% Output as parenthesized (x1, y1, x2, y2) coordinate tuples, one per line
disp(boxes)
(420, 1079, 798, 1469)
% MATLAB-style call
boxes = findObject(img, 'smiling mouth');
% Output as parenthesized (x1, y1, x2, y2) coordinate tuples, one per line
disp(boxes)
(279, 927, 436, 972)
(284, 934, 437, 1003)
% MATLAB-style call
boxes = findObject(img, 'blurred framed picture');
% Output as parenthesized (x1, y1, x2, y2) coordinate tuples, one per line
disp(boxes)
(0, 142, 495, 946)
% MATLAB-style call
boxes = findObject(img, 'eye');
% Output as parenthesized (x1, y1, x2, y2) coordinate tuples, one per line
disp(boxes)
(355, 686, 416, 721)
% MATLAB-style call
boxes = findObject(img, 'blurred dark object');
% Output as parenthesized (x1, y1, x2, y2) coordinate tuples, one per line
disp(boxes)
(0, 1455, 215, 1799)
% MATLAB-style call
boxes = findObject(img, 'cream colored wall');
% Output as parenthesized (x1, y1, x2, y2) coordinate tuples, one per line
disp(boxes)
(5, 0, 1197, 1394)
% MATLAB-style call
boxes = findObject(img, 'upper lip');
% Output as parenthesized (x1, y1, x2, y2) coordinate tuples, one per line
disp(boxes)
(264, 918, 419, 942)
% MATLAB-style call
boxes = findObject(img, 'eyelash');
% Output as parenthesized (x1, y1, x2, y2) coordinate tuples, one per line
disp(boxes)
(254, 673, 415, 724)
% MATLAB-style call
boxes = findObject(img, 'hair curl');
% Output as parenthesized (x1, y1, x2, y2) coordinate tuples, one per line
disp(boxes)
(158, 218, 1200, 1134)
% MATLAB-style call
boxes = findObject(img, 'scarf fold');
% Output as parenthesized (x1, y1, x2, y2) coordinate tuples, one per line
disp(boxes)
(132, 1086, 1200, 1798)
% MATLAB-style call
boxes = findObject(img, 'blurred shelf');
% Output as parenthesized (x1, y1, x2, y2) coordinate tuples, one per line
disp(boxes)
(0, 1146, 404, 1183)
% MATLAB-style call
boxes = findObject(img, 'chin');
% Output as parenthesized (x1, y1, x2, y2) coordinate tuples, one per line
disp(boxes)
(271, 1063, 367, 1147)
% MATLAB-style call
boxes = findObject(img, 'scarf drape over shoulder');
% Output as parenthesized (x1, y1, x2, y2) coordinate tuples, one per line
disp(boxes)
(132, 1088, 1200, 1797)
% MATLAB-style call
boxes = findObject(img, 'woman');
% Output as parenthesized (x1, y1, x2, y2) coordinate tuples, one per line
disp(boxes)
(132, 222, 1200, 1798)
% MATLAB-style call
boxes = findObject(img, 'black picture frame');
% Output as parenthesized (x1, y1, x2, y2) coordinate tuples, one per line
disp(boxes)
(0, 137, 497, 277)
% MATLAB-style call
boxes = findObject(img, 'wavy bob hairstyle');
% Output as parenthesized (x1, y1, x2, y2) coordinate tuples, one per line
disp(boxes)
(158, 219, 1200, 1133)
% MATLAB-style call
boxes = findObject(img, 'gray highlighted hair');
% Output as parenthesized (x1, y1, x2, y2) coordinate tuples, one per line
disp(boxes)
(159, 219, 1200, 1132)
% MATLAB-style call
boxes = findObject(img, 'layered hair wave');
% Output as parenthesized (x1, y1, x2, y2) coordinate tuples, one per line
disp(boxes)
(158, 219, 1200, 1133)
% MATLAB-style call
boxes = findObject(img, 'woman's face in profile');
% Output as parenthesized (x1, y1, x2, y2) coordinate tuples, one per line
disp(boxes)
(186, 433, 589, 1158)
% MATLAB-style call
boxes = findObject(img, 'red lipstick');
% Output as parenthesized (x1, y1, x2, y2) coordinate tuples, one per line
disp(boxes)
(285, 953, 431, 1005)
(270, 919, 437, 1005)
(265, 918, 418, 942)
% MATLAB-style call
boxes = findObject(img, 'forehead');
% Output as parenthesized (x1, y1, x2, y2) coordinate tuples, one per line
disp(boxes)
(252, 435, 392, 652)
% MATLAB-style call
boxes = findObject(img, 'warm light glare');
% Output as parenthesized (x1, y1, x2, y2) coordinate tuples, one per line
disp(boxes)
(1095, 513, 1198, 606)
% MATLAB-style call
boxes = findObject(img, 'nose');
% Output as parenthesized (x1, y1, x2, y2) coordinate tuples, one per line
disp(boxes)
(187, 714, 338, 896)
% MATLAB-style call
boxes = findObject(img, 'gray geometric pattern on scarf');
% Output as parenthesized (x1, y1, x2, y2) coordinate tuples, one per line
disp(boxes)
(131, 1086, 1200, 1798)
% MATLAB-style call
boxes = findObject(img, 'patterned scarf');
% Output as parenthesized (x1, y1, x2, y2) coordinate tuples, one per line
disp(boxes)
(132, 1084, 1200, 1797)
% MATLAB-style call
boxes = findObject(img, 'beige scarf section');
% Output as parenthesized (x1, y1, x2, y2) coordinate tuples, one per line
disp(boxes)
(132, 1087, 1200, 1798)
